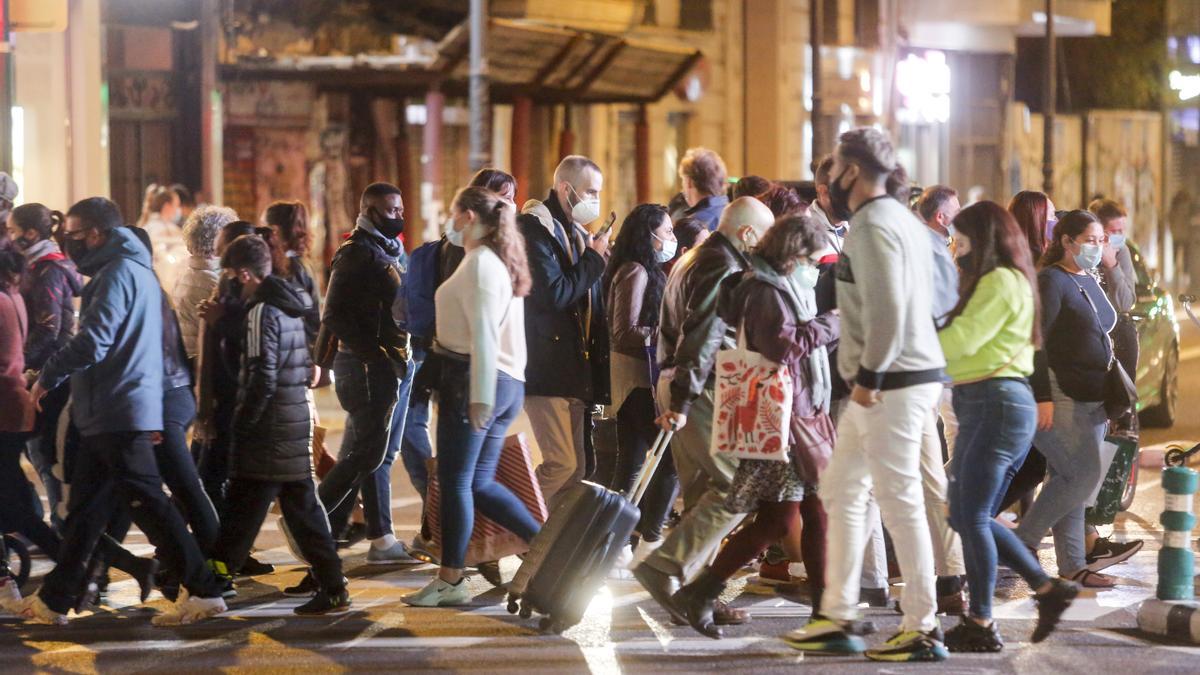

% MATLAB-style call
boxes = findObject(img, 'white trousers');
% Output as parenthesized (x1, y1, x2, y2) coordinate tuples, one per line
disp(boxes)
(820, 383, 943, 633)
(921, 406, 966, 578)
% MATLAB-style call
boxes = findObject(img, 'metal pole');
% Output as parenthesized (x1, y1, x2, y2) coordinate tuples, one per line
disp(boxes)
(810, 0, 824, 167)
(468, 0, 491, 171)
(1042, 0, 1056, 196)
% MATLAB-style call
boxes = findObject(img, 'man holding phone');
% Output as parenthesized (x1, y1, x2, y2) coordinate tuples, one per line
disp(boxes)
(517, 155, 612, 503)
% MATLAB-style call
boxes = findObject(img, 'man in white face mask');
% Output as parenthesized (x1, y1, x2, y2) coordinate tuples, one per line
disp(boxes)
(516, 155, 612, 503)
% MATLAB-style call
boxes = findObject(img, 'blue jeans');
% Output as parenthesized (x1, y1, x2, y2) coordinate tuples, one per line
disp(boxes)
(1014, 378, 1107, 576)
(436, 361, 540, 569)
(401, 347, 432, 501)
(329, 353, 415, 540)
(948, 378, 1050, 619)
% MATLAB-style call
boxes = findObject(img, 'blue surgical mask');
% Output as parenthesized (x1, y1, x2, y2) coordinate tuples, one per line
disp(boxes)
(1074, 242, 1103, 270)
(652, 233, 677, 263)
(1109, 234, 1127, 249)
(792, 262, 820, 290)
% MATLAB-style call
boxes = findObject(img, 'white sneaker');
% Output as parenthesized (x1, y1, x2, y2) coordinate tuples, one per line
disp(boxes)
(152, 589, 227, 626)
(401, 577, 471, 607)
(0, 576, 22, 613)
(18, 595, 67, 626)
(366, 540, 422, 566)
(608, 544, 635, 580)
(631, 539, 663, 568)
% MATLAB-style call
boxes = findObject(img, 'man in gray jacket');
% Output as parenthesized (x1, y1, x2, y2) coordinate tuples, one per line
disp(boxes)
(23, 198, 226, 626)
(784, 129, 949, 662)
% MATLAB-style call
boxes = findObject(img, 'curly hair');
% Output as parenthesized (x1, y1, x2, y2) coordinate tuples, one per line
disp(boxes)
(755, 213, 825, 275)
(184, 205, 238, 257)
(452, 186, 531, 297)
(603, 203, 670, 327)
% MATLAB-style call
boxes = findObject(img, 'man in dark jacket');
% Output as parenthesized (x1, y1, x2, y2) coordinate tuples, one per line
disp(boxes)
(518, 155, 611, 502)
(634, 197, 774, 623)
(313, 182, 418, 572)
(670, 148, 730, 232)
(25, 197, 225, 626)
(209, 235, 349, 615)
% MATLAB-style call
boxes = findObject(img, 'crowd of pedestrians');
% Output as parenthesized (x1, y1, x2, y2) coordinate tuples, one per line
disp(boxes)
(0, 124, 1146, 662)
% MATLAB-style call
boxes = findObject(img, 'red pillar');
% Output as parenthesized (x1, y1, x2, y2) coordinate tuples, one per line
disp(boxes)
(423, 88, 445, 234)
(511, 96, 532, 204)
(396, 98, 416, 249)
(558, 105, 575, 160)
(635, 105, 650, 204)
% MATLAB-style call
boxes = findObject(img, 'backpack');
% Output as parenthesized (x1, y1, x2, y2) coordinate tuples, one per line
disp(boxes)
(405, 238, 443, 342)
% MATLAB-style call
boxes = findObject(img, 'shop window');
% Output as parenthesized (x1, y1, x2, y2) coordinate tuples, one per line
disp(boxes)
(679, 0, 713, 31)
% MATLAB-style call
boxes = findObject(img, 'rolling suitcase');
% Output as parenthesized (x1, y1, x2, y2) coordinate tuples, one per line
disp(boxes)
(506, 428, 674, 633)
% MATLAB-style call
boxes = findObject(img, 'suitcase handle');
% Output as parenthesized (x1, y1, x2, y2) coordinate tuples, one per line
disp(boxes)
(629, 428, 673, 506)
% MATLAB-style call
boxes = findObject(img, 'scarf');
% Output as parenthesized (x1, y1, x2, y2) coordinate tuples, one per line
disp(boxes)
(750, 255, 832, 413)
(22, 238, 61, 265)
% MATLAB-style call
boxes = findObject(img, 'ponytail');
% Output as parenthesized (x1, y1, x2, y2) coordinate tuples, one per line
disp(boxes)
(452, 186, 532, 296)
(11, 203, 61, 241)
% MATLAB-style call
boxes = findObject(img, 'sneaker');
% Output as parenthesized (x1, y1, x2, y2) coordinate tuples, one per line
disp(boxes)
(937, 591, 966, 616)
(237, 555, 275, 578)
(18, 595, 67, 626)
(0, 575, 22, 613)
(608, 545, 634, 580)
(1085, 538, 1144, 573)
(944, 617, 1004, 653)
(630, 538, 662, 568)
(401, 577, 471, 607)
(408, 535, 440, 565)
(366, 540, 423, 566)
(152, 590, 227, 626)
(782, 618, 867, 654)
(865, 628, 949, 662)
(1032, 578, 1079, 643)
(294, 587, 352, 615)
(860, 586, 889, 608)
(283, 570, 320, 597)
(758, 560, 792, 585)
(208, 560, 238, 599)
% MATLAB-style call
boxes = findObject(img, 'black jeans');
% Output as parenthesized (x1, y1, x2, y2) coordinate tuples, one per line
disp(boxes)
(194, 389, 236, 520)
(39, 431, 221, 614)
(0, 432, 60, 558)
(612, 387, 678, 542)
(159, 386, 220, 554)
(213, 477, 344, 590)
(320, 353, 400, 516)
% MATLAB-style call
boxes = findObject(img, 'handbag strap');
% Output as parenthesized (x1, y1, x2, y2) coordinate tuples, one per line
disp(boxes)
(1056, 265, 1116, 369)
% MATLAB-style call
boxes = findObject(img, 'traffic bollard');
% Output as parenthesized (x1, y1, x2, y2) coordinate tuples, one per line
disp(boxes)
(1158, 466, 1198, 601)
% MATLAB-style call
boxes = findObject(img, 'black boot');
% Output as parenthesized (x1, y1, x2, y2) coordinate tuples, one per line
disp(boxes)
(671, 569, 725, 639)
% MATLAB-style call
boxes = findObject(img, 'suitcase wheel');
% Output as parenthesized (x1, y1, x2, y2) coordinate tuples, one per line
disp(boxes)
(519, 601, 533, 619)
(506, 596, 519, 614)
(538, 617, 564, 634)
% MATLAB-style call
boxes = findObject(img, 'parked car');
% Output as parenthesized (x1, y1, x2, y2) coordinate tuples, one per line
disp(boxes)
(1129, 242, 1180, 429)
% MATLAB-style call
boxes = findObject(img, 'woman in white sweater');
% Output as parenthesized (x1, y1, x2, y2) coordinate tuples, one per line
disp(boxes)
(403, 187, 541, 607)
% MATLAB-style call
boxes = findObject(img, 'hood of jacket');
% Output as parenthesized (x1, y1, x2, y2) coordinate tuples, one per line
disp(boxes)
(77, 227, 152, 278)
(250, 274, 312, 318)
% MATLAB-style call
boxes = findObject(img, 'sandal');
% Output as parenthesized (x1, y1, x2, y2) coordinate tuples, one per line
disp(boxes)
(1064, 568, 1115, 588)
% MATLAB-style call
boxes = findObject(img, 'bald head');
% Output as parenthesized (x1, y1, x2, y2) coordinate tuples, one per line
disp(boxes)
(718, 196, 775, 249)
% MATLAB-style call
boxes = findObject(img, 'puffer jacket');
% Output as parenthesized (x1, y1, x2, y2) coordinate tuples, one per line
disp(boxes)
(658, 231, 749, 415)
(231, 275, 314, 482)
(173, 254, 220, 359)
(19, 239, 82, 371)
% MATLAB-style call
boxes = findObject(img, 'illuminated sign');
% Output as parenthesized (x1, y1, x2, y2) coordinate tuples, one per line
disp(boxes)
(1170, 70, 1200, 101)
(896, 51, 950, 124)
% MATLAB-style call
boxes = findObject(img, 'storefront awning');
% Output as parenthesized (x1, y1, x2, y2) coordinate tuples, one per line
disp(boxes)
(218, 18, 702, 105)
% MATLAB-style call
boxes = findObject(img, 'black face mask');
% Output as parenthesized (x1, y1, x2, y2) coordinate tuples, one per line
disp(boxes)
(13, 234, 37, 252)
(63, 238, 90, 265)
(828, 167, 857, 222)
(372, 208, 405, 239)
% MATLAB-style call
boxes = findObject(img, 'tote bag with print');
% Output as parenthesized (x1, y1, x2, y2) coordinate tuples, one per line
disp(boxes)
(710, 323, 792, 462)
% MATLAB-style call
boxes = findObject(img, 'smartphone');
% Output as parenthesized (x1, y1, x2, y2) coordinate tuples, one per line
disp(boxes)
(596, 211, 617, 238)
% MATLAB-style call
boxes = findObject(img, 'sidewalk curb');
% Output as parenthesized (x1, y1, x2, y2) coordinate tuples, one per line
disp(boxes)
(1136, 599, 1200, 643)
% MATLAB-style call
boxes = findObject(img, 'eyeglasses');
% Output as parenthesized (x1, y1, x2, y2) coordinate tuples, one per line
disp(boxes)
(62, 227, 93, 241)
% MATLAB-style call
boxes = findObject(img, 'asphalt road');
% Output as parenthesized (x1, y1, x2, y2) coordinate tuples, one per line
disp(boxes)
(5, 329, 1200, 673)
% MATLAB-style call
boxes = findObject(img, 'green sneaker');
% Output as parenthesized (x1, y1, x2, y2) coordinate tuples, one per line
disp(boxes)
(865, 628, 949, 662)
(782, 618, 867, 654)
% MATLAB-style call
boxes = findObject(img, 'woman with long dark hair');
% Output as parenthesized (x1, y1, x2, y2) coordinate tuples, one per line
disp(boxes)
(263, 201, 321, 349)
(603, 203, 679, 552)
(403, 187, 540, 607)
(1012, 210, 1118, 589)
(1008, 190, 1056, 265)
(937, 202, 1077, 652)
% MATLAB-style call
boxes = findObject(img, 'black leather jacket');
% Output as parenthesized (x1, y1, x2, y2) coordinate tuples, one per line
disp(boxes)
(322, 225, 409, 370)
(658, 232, 749, 415)
(162, 293, 193, 391)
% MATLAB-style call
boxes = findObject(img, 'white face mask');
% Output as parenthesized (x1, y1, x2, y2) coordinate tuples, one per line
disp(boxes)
(444, 216, 465, 247)
(791, 262, 820, 290)
(652, 233, 678, 263)
(568, 184, 601, 225)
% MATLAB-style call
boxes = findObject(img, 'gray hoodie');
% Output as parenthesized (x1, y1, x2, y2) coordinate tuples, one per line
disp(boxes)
(834, 195, 946, 390)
